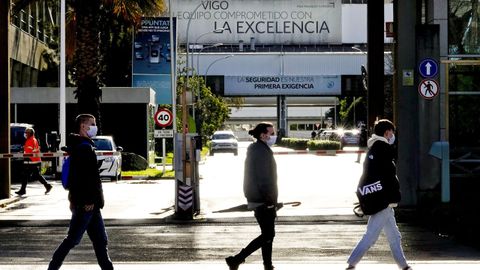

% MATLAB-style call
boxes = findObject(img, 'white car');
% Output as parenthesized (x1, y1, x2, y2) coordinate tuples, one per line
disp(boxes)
(209, 130, 238, 156)
(92, 136, 123, 180)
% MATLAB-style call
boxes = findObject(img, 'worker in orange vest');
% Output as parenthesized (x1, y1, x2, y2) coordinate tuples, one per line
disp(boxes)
(15, 128, 52, 196)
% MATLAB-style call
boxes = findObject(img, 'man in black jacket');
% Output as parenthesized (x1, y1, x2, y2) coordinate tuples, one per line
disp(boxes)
(48, 114, 113, 270)
(346, 119, 411, 270)
(226, 122, 278, 270)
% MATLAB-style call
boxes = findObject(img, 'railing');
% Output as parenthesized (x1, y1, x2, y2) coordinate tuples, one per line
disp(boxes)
(450, 148, 480, 178)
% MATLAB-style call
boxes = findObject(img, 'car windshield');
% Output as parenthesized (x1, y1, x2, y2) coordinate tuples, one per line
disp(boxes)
(213, 134, 235, 140)
(93, 139, 113, 151)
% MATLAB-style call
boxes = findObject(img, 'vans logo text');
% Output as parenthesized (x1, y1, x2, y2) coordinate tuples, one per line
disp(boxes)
(359, 181, 383, 196)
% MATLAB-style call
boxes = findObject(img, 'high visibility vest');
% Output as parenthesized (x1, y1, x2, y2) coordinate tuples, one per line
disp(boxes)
(24, 136, 41, 164)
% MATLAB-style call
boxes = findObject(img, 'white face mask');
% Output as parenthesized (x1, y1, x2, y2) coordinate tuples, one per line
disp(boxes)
(388, 134, 395, 145)
(266, 135, 277, 147)
(86, 125, 98, 138)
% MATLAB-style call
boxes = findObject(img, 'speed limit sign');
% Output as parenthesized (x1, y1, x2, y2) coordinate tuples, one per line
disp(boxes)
(154, 108, 173, 128)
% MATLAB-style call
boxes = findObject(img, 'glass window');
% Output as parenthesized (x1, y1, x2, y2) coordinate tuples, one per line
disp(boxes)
(449, 0, 480, 54)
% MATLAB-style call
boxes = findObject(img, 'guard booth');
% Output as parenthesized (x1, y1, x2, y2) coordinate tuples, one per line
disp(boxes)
(174, 133, 201, 220)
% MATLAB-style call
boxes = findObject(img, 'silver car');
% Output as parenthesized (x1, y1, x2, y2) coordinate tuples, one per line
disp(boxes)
(92, 136, 123, 180)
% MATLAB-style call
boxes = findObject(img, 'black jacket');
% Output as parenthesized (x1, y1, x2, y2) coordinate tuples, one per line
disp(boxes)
(243, 140, 278, 205)
(356, 135, 401, 214)
(66, 134, 105, 209)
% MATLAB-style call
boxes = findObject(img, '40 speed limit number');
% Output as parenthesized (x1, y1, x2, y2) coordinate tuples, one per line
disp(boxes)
(154, 109, 173, 128)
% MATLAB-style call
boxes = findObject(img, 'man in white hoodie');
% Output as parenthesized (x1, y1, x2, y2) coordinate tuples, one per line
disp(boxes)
(346, 119, 412, 270)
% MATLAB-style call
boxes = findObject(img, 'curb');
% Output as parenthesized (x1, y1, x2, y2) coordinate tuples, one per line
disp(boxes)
(0, 196, 21, 208)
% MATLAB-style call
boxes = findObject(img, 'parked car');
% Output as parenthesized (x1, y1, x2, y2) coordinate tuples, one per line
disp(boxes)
(92, 136, 123, 180)
(318, 129, 341, 141)
(340, 130, 360, 149)
(209, 130, 238, 156)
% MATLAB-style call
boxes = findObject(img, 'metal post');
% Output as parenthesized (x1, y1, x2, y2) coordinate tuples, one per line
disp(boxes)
(0, 0, 11, 199)
(367, 1, 384, 130)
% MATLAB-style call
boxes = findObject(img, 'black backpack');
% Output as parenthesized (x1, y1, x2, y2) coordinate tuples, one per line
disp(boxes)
(355, 144, 390, 215)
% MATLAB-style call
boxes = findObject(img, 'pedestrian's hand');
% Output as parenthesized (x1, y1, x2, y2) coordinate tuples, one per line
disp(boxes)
(84, 204, 94, 212)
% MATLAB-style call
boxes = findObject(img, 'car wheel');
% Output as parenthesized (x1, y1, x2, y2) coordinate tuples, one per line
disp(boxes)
(111, 173, 121, 182)
(234, 151, 238, 156)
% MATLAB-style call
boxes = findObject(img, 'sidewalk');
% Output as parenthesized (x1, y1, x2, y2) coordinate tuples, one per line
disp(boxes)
(0, 180, 176, 224)
(1, 261, 480, 270)
(0, 179, 361, 225)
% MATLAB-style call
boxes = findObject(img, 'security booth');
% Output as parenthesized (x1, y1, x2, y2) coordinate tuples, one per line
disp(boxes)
(10, 87, 157, 176)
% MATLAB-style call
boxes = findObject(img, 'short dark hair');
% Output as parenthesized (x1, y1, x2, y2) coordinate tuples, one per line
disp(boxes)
(75, 114, 95, 133)
(373, 119, 395, 136)
(248, 122, 274, 140)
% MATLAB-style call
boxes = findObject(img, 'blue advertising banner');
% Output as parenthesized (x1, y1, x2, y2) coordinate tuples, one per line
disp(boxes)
(133, 17, 176, 105)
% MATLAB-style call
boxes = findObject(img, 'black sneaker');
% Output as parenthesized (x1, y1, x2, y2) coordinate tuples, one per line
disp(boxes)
(45, 184, 53, 194)
(225, 256, 244, 270)
(15, 190, 25, 196)
(264, 265, 275, 270)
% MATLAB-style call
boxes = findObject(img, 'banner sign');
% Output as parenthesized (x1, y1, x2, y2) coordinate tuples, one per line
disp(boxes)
(132, 17, 176, 105)
(173, 0, 341, 45)
(224, 75, 341, 96)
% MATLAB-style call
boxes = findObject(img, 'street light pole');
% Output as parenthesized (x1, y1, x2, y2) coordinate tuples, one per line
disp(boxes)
(191, 28, 224, 75)
(196, 43, 224, 77)
(204, 55, 234, 83)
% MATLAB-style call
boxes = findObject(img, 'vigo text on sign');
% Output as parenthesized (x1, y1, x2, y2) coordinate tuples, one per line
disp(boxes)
(418, 79, 439, 99)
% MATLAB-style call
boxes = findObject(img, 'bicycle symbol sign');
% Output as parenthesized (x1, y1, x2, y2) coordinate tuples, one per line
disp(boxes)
(418, 79, 439, 100)
(154, 108, 173, 127)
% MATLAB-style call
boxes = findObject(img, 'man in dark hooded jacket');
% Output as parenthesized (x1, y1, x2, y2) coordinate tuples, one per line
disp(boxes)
(48, 114, 113, 270)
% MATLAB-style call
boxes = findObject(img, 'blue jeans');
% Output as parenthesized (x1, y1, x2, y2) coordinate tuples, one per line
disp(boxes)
(48, 207, 113, 270)
(347, 207, 408, 268)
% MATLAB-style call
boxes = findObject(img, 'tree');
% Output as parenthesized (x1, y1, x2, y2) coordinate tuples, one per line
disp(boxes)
(176, 74, 230, 139)
(14, 0, 166, 131)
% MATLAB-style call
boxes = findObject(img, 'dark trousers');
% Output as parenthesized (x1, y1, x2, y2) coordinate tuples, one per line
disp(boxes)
(19, 163, 48, 191)
(48, 207, 113, 270)
(237, 205, 277, 266)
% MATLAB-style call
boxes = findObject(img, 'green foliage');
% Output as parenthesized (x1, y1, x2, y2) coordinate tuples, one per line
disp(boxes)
(277, 138, 310, 150)
(176, 75, 230, 138)
(278, 137, 341, 151)
(307, 140, 341, 150)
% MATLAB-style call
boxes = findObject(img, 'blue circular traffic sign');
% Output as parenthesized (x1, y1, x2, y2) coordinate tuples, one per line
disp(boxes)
(418, 58, 438, 78)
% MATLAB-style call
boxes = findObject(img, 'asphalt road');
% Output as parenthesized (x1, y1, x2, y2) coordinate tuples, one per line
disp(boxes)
(1, 221, 480, 266)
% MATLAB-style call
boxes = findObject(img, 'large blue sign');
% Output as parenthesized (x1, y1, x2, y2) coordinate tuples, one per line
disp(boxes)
(132, 17, 176, 105)
(418, 58, 438, 78)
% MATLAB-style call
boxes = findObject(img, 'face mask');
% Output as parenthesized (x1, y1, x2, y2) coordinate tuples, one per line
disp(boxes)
(24, 133, 28, 139)
(266, 135, 277, 147)
(388, 134, 395, 145)
(86, 125, 98, 138)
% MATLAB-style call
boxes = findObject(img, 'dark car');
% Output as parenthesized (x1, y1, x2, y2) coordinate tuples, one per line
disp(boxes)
(10, 123, 34, 182)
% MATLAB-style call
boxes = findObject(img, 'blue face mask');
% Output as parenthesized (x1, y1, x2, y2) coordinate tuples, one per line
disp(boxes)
(388, 134, 395, 145)
(87, 125, 98, 138)
(266, 135, 277, 147)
